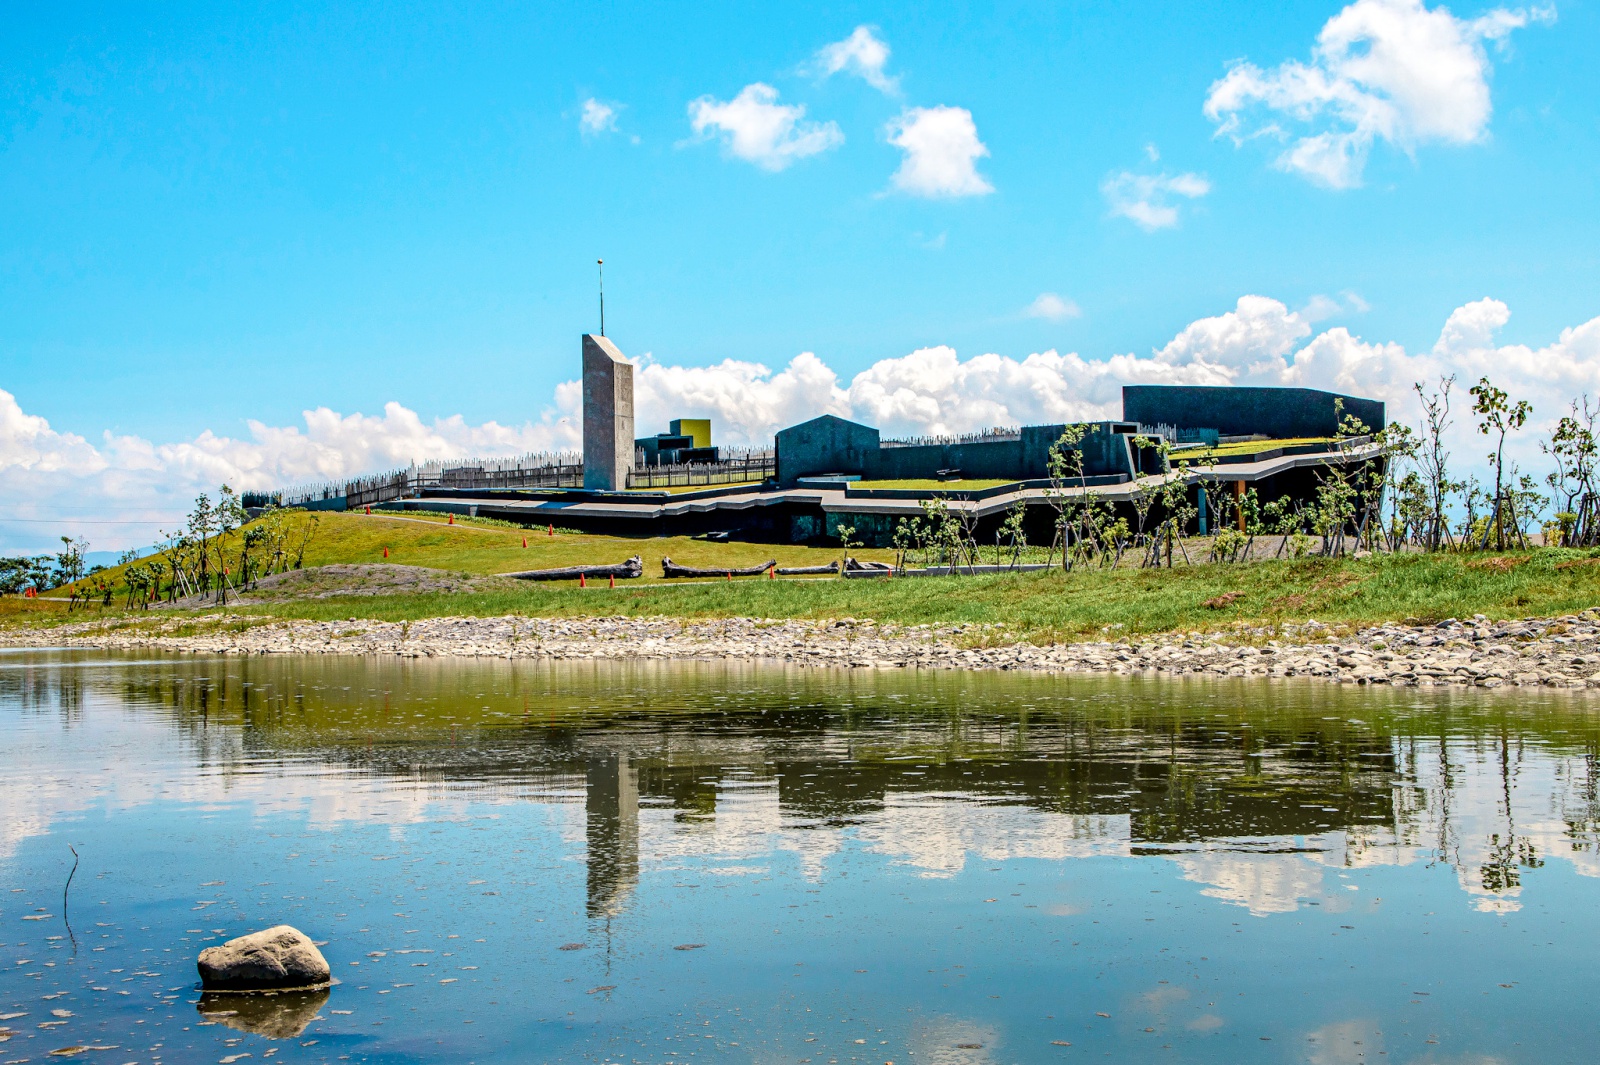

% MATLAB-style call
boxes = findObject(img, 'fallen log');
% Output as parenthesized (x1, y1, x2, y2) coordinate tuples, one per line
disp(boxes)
(504, 557, 643, 581)
(661, 558, 776, 579)
(776, 561, 840, 576)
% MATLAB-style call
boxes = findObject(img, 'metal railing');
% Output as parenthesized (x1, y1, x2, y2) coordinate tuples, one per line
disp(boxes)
(881, 426, 1021, 448)
(270, 449, 773, 506)
(625, 454, 774, 490)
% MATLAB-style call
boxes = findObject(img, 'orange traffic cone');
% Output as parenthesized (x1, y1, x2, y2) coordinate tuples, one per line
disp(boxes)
(726, 571, 732, 582)
(448, 513, 454, 524)
(383, 546, 389, 558)
(579, 573, 586, 588)
(522, 536, 528, 548)
(609, 574, 615, 589)
(547, 524, 554, 537)
(365, 505, 371, 515)
(768, 566, 775, 579)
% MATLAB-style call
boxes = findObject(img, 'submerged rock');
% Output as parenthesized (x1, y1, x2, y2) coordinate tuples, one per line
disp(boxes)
(197, 925, 331, 991)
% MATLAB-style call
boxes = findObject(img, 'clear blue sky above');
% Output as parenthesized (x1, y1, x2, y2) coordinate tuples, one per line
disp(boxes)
(1, 1, 1597, 551)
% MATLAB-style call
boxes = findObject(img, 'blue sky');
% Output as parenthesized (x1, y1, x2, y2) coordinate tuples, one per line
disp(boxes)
(2, 0, 1597, 550)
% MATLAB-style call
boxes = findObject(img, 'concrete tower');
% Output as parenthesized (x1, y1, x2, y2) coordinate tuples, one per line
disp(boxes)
(582, 334, 634, 491)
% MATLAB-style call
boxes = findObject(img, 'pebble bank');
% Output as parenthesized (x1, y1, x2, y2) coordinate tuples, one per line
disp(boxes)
(10, 609, 1600, 689)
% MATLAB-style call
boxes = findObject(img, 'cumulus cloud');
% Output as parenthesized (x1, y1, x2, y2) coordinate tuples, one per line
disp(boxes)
(810, 25, 898, 93)
(0, 386, 580, 553)
(687, 83, 844, 171)
(579, 97, 620, 137)
(1204, 0, 1554, 188)
(632, 351, 850, 445)
(1024, 293, 1082, 321)
(884, 106, 993, 198)
(1102, 170, 1211, 230)
(8, 295, 1600, 552)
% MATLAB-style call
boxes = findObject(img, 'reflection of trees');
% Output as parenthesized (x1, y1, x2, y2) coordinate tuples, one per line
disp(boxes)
(13, 651, 1600, 912)
(1480, 833, 1542, 893)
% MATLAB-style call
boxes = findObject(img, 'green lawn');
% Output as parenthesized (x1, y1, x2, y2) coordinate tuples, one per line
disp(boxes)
(42, 510, 894, 596)
(242, 550, 1600, 637)
(17, 531, 1600, 645)
(1177, 436, 1335, 460)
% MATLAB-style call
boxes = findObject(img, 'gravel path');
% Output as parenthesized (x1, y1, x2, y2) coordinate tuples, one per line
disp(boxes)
(9, 609, 1600, 689)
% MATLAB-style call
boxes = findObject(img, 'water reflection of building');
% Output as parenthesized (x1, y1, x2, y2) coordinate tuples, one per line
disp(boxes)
(585, 754, 639, 918)
(9, 653, 1600, 918)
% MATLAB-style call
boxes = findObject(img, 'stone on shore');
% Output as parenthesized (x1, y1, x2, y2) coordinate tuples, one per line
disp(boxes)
(197, 925, 330, 991)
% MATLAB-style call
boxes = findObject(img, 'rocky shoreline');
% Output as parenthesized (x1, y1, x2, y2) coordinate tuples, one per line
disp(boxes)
(8, 608, 1600, 689)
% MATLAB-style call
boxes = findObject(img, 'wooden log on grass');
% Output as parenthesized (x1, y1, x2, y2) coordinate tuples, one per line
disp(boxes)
(505, 556, 643, 581)
(662, 558, 776, 579)
(775, 561, 841, 576)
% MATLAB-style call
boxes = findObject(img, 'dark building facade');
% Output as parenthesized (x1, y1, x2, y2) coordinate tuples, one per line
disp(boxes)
(774, 385, 1383, 488)
(1122, 385, 1385, 440)
(775, 416, 1157, 488)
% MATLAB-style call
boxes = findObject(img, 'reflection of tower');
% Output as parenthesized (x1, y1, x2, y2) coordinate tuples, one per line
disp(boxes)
(586, 754, 639, 919)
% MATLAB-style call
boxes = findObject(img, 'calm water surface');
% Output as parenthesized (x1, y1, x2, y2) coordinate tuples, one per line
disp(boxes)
(3, 649, 1600, 1065)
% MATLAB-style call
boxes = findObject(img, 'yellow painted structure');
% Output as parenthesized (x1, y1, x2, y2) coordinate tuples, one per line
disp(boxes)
(670, 418, 712, 448)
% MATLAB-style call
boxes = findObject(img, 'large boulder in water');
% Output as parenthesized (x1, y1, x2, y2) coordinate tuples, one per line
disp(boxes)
(197, 925, 330, 991)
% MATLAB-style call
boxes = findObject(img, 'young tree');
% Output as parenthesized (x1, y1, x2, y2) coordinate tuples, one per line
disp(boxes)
(1469, 377, 1532, 550)
(1042, 425, 1086, 570)
(1413, 376, 1462, 551)
(54, 536, 88, 588)
(996, 500, 1028, 568)
(834, 522, 861, 575)
(1543, 397, 1599, 546)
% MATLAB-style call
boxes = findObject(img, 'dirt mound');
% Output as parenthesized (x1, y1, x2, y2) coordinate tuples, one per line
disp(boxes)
(161, 564, 508, 607)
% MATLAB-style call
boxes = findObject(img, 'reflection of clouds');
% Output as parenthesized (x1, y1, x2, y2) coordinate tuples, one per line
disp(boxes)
(641, 787, 843, 882)
(7, 667, 1600, 924)
(858, 796, 1130, 876)
(907, 1017, 998, 1065)
(1137, 984, 1191, 1012)
(0, 691, 543, 861)
(1169, 847, 1327, 916)
(1305, 1018, 1383, 1065)
(1402, 744, 1600, 915)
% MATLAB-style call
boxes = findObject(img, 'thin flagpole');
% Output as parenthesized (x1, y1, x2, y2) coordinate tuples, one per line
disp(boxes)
(597, 258, 605, 336)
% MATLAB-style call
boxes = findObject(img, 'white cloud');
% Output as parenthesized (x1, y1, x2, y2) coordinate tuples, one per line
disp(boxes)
(579, 97, 620, 137)
(632, 351, 850, 445)
(810, 25, 898, 93)
(1024, 293, 1082, 321)
(9, 295, 1600, 552)
(884, 106, 993, 198)
(1101, 170, 1211, 230)
(0, 386, 580, 553)
(1204, 0, 1555, 188)
(687, 83, 843, 171)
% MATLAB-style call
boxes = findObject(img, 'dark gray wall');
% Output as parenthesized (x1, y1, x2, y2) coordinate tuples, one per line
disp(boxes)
(1122, 385, 1385, 439)
(777, 415, 1142, 486)
(867, 440, 1024, 480)
(775, 415, 882, 487)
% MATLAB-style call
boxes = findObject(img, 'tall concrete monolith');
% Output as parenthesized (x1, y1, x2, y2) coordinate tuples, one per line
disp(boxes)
(582, 334, 634, 492)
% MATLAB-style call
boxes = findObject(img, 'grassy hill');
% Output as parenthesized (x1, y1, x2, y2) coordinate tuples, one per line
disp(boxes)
(7, 508, 1600, 641)
(43, 510, 893, 597)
